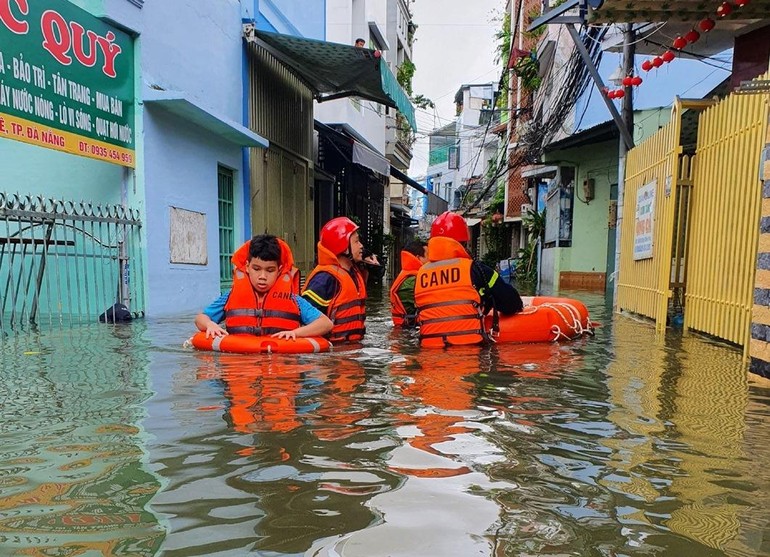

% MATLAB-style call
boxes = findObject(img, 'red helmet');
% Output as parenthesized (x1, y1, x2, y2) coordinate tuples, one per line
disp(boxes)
(431, 211, 469, 242)
(320, 217, 359, 255)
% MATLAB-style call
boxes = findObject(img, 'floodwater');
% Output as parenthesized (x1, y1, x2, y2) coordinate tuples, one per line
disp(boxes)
(1, 289, 769, 557)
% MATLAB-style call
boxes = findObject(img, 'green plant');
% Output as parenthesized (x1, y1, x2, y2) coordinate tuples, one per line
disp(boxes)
(495, 12, 512, 66)
(397, 60, 416, 96)
(395, 112, 416, 149)
(524, 5, 545, 40)
(412, 94, 434, 109)
(481, 211, 510, 268)
(516, 208, 545, 287)
(511, 56, 541, 91)
(495, 12, 512, 109)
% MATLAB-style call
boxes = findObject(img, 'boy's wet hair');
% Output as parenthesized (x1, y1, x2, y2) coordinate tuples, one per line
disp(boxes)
(404, 240, 427, 257)
(249, 234, 281, 262)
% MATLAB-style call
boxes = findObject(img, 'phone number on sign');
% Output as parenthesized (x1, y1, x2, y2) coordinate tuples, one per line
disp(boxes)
(78, 141, 133, 164)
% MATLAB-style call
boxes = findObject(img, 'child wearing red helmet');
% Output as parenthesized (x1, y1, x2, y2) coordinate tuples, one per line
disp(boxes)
(301, 217, 379, 343)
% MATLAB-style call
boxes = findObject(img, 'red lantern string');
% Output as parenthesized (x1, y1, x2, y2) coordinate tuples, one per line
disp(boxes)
(685, 29, 701, 43)
(672, 36, 688, 49)
(717, 2, 732, 16)
(623, 0, 730, 97)
(699, 17, 716, 31)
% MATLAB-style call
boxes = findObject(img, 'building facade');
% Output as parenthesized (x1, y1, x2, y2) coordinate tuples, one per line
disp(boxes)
(0, 0, 275, 328)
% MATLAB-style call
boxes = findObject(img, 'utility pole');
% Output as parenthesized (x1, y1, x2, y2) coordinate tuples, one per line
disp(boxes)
(613, 23, 635, 307)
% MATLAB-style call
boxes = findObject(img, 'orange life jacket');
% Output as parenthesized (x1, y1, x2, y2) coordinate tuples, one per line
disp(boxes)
(389, 249, 423, 327)
(224, 238, 301, 336)
(303, 241, 367, 343)
(414, 236, 486, 347)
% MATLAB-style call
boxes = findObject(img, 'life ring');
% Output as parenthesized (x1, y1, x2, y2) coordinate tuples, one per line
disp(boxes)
(190, 331, 332, 354)
(484, 296, 594, 343)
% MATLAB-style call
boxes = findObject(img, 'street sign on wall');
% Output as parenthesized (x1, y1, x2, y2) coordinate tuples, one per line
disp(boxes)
(0, 0, 135, 167)
(633, 179, 656, 260)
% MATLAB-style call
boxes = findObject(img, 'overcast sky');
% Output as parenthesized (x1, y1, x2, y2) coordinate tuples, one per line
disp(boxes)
(408, 0, 505, 177)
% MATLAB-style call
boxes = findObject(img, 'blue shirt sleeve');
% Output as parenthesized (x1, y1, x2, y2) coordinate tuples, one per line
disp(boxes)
(301, 271, 340, 314)
(203, 291, 230, 323)
(294, 294, 323, 325)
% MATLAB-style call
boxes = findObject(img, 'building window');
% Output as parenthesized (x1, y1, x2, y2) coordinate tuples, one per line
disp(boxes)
(218, 165, 235, 292)
(544, 166, 574, 247)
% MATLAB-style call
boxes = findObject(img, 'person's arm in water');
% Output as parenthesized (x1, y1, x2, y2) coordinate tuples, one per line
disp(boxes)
(195, 291, 230, 337)
(471, 261, 524, 315)
(271, 296, 334, 340)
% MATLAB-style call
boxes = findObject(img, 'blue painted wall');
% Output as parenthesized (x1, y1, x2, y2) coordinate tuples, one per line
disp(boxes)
(250, 0, 326, 39)
(1, 142, 124, 205)
(137, 0, 247, 316)
(2, 0, 328, 320)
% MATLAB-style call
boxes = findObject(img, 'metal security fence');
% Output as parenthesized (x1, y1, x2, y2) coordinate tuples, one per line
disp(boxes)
(618, 77, 769, 352)
(0, 193, 144, 332)
(684, 83, 769, 349)
(616, 101, 683, 330)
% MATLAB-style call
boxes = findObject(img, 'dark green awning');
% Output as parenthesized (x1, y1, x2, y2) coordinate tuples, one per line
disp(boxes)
(246, 28, 417, 131)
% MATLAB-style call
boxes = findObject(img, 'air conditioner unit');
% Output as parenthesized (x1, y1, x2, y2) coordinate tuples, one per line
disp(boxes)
(521, 203, 533, 215)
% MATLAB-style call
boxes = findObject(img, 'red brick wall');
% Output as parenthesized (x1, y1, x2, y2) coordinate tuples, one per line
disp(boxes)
(504, 0, 542, 219)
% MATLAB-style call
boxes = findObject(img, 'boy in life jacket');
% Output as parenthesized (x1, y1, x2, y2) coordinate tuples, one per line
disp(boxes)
(414, 211, 524, 347)
(301, 217, 378, 343)
(195, 234, 333, 340)
(389, 240, 428, 328)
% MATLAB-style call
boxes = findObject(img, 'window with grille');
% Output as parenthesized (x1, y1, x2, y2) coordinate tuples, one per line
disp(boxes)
(218, 166, 235, 292)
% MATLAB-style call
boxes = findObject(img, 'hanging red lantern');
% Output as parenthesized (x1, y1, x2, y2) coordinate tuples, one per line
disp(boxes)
(641, 60, 653, 72)
(652, 56, 664, 68)
(615, 89, 625, 99)
(734, 0, 749, 6)
(717, 2, 732, 16)
(607, 89, 616, 99)
(672, 36, 688, 50)
(631, 76, 643, 86)
(699, 17, 716, 31)
(685, 30, 701, 43)
(661, 50, 675, 63)
(622, 76, 634, 87)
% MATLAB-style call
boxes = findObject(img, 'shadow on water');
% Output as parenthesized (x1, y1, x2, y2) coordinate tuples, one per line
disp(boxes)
(1, 287, 769, 556)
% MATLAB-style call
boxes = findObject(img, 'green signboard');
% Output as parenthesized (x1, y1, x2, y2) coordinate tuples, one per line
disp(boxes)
(0, 0, 135, 166)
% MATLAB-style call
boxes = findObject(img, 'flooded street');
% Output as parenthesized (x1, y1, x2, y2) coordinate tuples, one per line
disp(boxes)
(1, 290, 769, 556)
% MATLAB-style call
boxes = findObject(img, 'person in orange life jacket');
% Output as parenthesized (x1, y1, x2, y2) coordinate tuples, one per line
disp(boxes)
(389, 239, 428, 328)
(195, 234, 333, 340)
(301, 217, 378, 343)
(414, 211, 524, 347)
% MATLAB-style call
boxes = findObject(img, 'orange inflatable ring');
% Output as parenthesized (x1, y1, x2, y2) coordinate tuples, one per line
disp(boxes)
(483, 296, 594, 343)
(190, 331, 332, 354)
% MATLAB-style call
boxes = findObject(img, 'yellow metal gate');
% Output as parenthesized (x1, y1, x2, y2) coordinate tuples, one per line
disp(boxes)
(617, 101, 684, 330)
(618, 77, 770, 350)
(684, 83, 769, 348)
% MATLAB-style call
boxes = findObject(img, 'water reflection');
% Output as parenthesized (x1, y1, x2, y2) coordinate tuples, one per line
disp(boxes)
(1, 292, 770, 556)
(0, 324, 163, 556)
(603, 318, 767, 556)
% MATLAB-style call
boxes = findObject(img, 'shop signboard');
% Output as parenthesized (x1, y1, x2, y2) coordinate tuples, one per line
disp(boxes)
(633, 179, 656, 260)
(0, 0, 135, 167)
